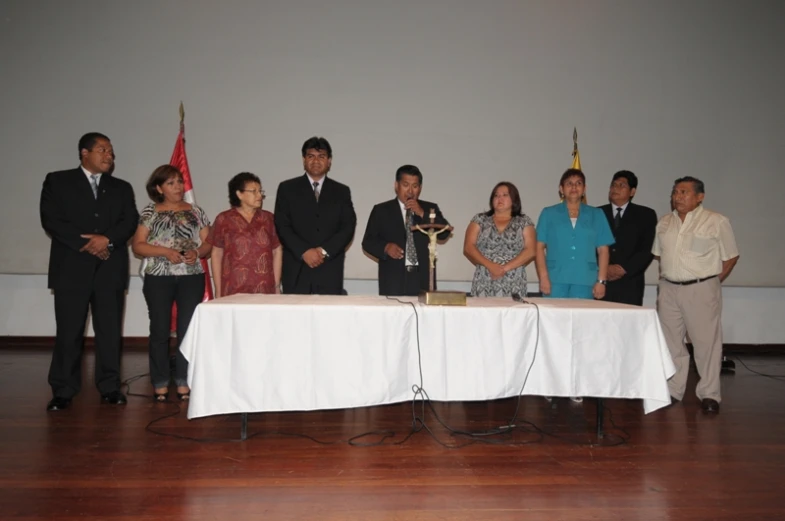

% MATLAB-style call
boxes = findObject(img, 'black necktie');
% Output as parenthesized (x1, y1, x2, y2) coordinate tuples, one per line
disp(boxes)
(614, 207, 622, 230)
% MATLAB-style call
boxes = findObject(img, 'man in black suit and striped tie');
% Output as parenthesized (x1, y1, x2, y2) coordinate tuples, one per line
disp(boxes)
(362, 165, 449, 296)
(274, 137, 357, 295)
(40, 132, 139, 410)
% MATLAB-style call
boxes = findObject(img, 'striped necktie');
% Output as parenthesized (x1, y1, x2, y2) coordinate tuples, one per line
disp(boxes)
(405, 209, 418, 265)
(90, 174, 99, 199)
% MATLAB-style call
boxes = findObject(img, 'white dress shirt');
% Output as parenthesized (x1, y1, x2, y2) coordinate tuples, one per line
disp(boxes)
(306, 173, 324, 195)
(81, 166, 102, 186)
(652, 205, 739, 281)
(613, 201, 630, 219)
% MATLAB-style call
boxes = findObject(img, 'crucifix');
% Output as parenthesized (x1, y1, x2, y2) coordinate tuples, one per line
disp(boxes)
(411, 208, 465, 305)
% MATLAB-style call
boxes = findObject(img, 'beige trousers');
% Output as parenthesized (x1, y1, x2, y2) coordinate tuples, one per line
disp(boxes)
(657, 277, 723, 402)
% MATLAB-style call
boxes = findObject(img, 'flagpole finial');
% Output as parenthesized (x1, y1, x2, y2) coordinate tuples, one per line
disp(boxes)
(571, 127, 581, 171)
(178, 102, 185, 134)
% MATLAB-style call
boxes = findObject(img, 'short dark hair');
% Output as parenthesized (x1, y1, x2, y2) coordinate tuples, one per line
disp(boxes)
(301, 136, 332, 158)
(612, 170, 638, 190)
(78, 132, 110, 160)
(228, 172, 261, 207)
(674, 176, 705, 194)
(395, 164, 422, 183)
(485, 181, 522, 217)
(145, 165, 182, 203)
(560, 168, 585, 187)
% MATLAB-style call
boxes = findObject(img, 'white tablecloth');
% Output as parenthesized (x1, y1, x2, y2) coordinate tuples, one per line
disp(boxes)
(181, 295, 675, 419)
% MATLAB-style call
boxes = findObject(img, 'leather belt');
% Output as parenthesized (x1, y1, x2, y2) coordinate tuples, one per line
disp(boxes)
(664, 275, 718, 286)
(405, 265, 419, 273)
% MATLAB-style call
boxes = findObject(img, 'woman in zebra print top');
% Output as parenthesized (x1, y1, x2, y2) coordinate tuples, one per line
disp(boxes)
(132, 165, 211, 402)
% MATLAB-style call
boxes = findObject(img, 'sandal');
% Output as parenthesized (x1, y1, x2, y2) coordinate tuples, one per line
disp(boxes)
(176, 387, 190, 402)
(154, 389, 168, 402)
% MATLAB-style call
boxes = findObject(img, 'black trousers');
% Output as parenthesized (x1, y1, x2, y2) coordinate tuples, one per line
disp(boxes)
(49, 288, 125, 398)
(142, 274, 205, 388)
(604, 279, 645, 306)
(379, 266, 428, 297)
(399, 269, 422, 296)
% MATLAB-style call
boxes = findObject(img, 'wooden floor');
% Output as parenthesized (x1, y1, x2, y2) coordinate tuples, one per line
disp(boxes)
(1, 347, 784, 520)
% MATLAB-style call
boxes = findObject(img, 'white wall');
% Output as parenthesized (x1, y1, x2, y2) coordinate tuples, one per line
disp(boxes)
(1, 274, 781, 344)
(2, 0, 785, 286)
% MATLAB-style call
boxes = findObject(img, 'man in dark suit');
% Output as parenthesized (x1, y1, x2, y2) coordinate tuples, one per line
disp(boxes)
(599, 170, 657, 306)
(274, 137, 356, 295)
(362, 165, 449, 296)
(39, 132, 139, 410)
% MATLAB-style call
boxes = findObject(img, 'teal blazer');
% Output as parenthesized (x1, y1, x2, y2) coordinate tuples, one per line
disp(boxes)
(536, 202, 614, 286)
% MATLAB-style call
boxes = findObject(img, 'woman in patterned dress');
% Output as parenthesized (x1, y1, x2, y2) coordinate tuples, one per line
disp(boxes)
(132, 165, 211, 402)
(208, 172, 282, 297)
(463, 182, 537, 297)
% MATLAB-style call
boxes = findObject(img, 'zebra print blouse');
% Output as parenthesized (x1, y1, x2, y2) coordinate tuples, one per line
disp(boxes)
(139, 203, 211, 276)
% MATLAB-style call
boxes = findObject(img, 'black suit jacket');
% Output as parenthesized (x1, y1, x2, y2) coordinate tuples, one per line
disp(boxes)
(599, 201, 657, 305)
(40, 167, 138, 291)
(274, 174, 357, 294)
(362, 199, 449, 296)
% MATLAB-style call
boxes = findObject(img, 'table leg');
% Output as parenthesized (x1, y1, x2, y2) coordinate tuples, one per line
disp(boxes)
(240, 413, 248, 441)
(596, 398, 604, 439)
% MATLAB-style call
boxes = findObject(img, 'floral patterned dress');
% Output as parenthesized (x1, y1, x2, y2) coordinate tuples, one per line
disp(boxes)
(207, 208, 281, 295)
(470, 213, 535, 297)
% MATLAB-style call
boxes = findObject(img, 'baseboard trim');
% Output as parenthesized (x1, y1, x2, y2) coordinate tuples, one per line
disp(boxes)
(0, 336, 149, 350)
(0, 337, 782, 353)
(722, 343, 785, 354)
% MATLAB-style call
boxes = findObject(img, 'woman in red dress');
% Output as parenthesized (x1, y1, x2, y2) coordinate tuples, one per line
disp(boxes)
(208, 172, 282, 297)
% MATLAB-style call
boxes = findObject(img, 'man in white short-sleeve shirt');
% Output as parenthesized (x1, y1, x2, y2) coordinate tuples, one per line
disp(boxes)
(652, 176, 739, 414)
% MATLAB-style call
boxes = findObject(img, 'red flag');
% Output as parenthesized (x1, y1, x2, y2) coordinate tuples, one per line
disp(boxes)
(169, 115, 213, 332)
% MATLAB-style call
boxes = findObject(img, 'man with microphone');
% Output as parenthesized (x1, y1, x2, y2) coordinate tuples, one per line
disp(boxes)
(362, 164, 450, 296)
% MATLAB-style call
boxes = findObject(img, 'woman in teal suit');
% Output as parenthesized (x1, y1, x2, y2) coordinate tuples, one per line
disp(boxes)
(535, 169, 614, 300)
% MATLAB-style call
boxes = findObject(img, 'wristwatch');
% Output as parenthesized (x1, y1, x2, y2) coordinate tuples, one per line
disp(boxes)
(596, 279, 607, 285)
(319, 248, 329, 258)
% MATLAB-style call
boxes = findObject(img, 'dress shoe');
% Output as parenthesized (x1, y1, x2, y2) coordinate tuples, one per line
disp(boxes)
(101, 391, 128, 405)
(46, 396, 72, 411)
(701, 398, 720, 413)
